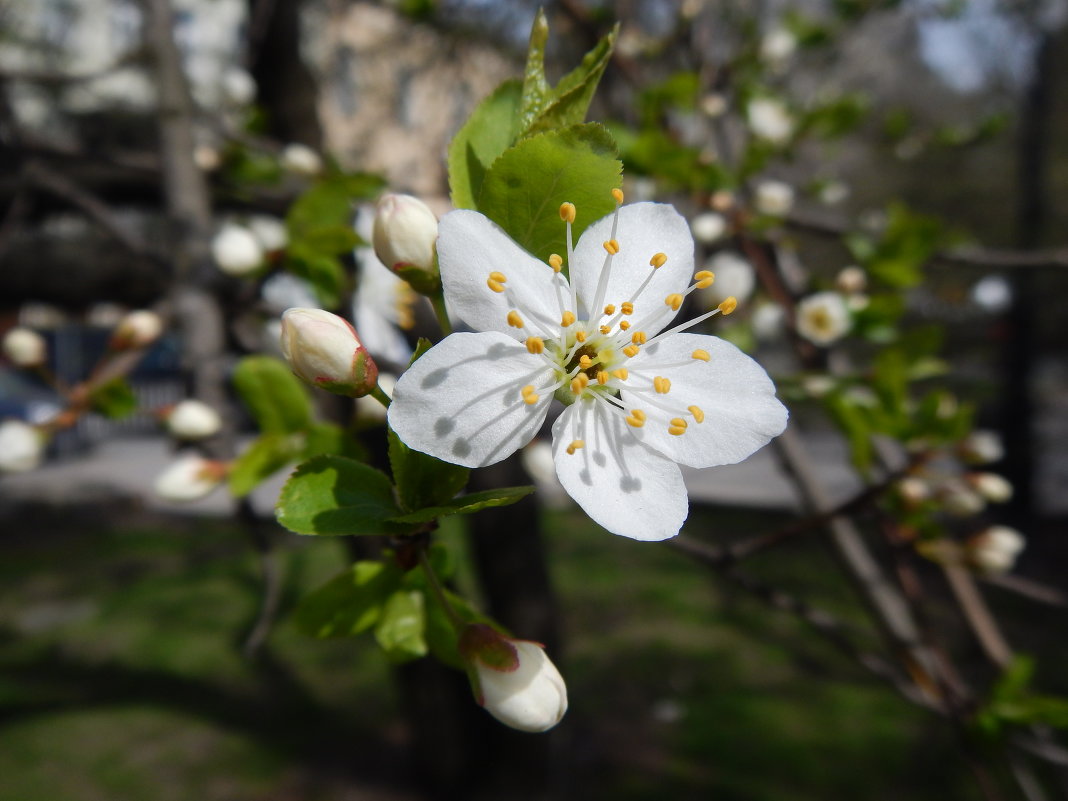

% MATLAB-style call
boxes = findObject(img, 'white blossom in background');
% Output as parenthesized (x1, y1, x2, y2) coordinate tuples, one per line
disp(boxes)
(819, 180, 850, 206)
(212, 222, 265, 276)
(971, 275, 1012, 313)
(959, 429, 1004, 465)
(967, 526, 1025, 574)
(194, 144, 222, 172)
(353, 206, 418, 367)
(939, 479, 986, 517)
(261, 274, 320, 316)
(355, 373, 396, 424)
(895, 476, 931, 508)
(699, 92, 728, 118)
(111, 310, 163, 350)
(754, 180, 795, 217)
(704, 252, 755, 307)
(0, 420, 45, 473)
(967, 472, 1013, 503)
(388, 194, 788, 541)
(751, 302, 785, 341)
(746, 98, 795, 145)
(690, 212, 727, 244)
(280, 143, 323, 176)
(835, 266, 868, 295)
(221, 67, 256, 106)
(796, 291, 851, 346)
(154, 455, 227, 502)
(166, 399, 223, 441)
(86, 302, 126, 329)
(280, 308, 379, 397)
(760, 27, 798, 65)
(247, 216, 288, 254)
(3, 327, 47, 368)
(19, 302, 66, 330)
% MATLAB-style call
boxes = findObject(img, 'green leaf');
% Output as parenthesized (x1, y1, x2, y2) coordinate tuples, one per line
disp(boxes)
(518, 9, 552, 133)
(287, 175, 383, 240)
(285, 248, 346, 309)
(229, 433, 302, 497)
(300, 225, 360, 256)
(477, 123, 622, 263)
(275, 455, 401, 536)
(389, 485, 535, 524)
(447, 80, 523, 210)
(293, 560, 404, 638)
(304, 422, 368, 462)
(232, 356, 312, 434)
(825, 393, 873, 473)
(88, 377, 138, 420)
(374, 589, 427, 662)
(387, 428, 470, 514)
(407, 337, 434, 367)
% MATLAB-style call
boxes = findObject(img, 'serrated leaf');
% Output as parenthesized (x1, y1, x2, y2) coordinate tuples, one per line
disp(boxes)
(447, 80, 523, 210)
(387, 428, 469, 513)
(232, 356, 312, 434)
(293, 560, 403, 638)
(88, 377, 138, 420)
(389, 485, 534, 524)
(477, 123, 621, 263)
(374, 589, 427, 662)
(275, 455, 401, 536)
(229, 433, 302, 497)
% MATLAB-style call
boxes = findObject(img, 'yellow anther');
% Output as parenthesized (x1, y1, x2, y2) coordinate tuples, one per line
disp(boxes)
(668, 418, 688, 436)
(718, 297, 738, 315)
(623, 344, 640, 358)
(549, 253, 563, 272)
(650, 252, 667, 269)
(665, 293, 684, 311)
(570, 374, 589, 395)
(488, 279, 505, 293)
(559, 202, 576, 223)
(578, 331, 590, 343)
(694, 270, 715, 289)
(507, 310, 524, 328)
(521, 385, 539, 405)
(561, 310, 576, 327)
(600, 325, 611, 335)
(619, 320, 631, 331)
(688, 405, 705, 423)
(596, 370, 609, 385)
(603, 304, 616, 315)
(603, 239, 620, 255)
(631, 331, 647, 345)
(489, 271, 506, 283)
(611, 188, 624, 204)
(566, 439, 585, 455)
(653, 376, 671, 394)
(625, 409, 647, 428)
(612, 368, 629, 380)
(579, 354, 593, 369)
(692, 349, 710, 361)
(526, 336, 545, 354)
(621, 302, 634, 315)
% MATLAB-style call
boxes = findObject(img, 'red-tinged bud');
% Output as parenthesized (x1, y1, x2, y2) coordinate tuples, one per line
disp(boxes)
(111, 310, 163, 350)
(280, 308, 378, 397)
(372, 193, 440, 294)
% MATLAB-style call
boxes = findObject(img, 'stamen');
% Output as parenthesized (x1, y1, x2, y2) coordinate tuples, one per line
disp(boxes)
(521, 385, 540, 405)
(570, 373, 589, 395)
(623, 344, 640, 358)
(619, 320, 631, 331)
(526, 336, 545, 354)
(668, 418, 688, 436)
(692, 349, 710, 361)
(612, 368, 629, 380)
(653, 376, 671, 394)
(600, 325, 611, 335)
(650, 252, 667, 269)
(621, 302, 634, 315)
(566, 439, 585, 455)
(694, 270, 715, 289)
(575, 330, 587, 342)
(507, 310, 524, 328)
(603, 239, 620, 255)
(487, 272, 506, 293)
(596, 371, 609, 385)
(611, 188, 624, 204)
(631, 331, 647, 345)
(603, 304, 616, 315)
(559, 203, 576, 223)
(625, 409, 647, 428)
(665, 293, 684, 311)
(688, 405, 705, 423)
(718, 297, 738, 315)
(579, 354, 593, 369)
(561, 311, 576, 327)
(549, 253, 563, 273)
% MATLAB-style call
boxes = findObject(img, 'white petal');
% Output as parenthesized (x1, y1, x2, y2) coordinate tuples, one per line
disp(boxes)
(387, 332, 555, 468)
(622, 333, 788, 468)
(571, 203, 694, 335)
(438, 210, 566, 338)
(551, 401, 687, 541)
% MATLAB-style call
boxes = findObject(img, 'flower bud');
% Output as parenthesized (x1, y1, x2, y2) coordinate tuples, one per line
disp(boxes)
(372, 194, 440, 293)
(967, 526, 1025, 574)
(280, 143, 323, 176)
(959, 430, 1004, 465)
(746, 97, 794, 145)
(165, 399, 223, 440)
(111, 310, 163, 350)
(754, 180, 795, 217)
(154, 455, 227, 502)
(247, 215, 288, 254)
(760, 27, 797, 65)
(705, 252, 755, 306)
(966, 472, 1013, 504)
(280, 308, 378, 397)
(459, 624, 567, 733)
(835, 266, 867, 295)
(690, 212, 727, 244)
(938, 480, 985, 517)
(212, 223, 265, 276)
(3, 327, 47, 367)
(0, 419, 45, 473)
(894, 476, 930, 508)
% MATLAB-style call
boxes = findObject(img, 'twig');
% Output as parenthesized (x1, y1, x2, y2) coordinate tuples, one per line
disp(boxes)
(943, 562, 1014, 669)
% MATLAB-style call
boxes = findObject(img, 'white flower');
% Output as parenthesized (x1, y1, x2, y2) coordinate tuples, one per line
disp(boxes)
(372, 193, 439, 289)
(387, 195, 788, 541)
(690, 212, 727, 244)
(460, 625, 567, 733)
(280, 308, 379, 397)
(0, 420, 45, 473)
(796, 291, 851, 346)
(959, 430, 1004, 465)
(967, 526, 1025, 574)
(751, 302, 785, 341)
(212, 223, 265, 276)
(111, 310, 163, 350)
(3, 327, 47, 367)
(221, 67, 256, 106)
(166, 399, 223, 440)
(760, 27, 797, 64)
(193, 144, 221, 172)
(704, 252, 755, 307)
(700, 92, 728, 118)
(154, 455, 226, 502)
(967, 472, 1013, 503)
(747, 98, 794, 145)
(247, 215, 288, 253)
(754, 180, 795, 217)
(280, 143, 323, 176)
(819, 180, 850, 206)
(835, 266, 867, 295)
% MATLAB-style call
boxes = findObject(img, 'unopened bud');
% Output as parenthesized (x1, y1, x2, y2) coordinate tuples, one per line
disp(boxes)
(0, 419, 45, 473)
(280, 143, 323, 176)
(754, 179, 795, 217)
(165, 399, 223, 440)
(3, 327, 47, 367)
(280, 308, 378, 397)
(247, 215, 288, 254)
(967, 526, 1025, 574)
(959, 430, 1004, 465)
(111, 310, 163, 350)
(835, 266, 867, 295)
(212, 223, 265, 276)
(459, 624, 567, 733)
(690, 212, 727, 244)
(154, 455, 227, 502)
(939, 480, 986, 517)
(967, 472, 1013, 504)
(372, 194, 440, 294)
(894, 476, 930, 508)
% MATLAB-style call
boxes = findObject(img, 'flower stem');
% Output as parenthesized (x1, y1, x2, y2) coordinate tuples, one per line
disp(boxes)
(369, 383, 392, 409)
(430, 292, 453, 338)
(418, 545, 463, 631)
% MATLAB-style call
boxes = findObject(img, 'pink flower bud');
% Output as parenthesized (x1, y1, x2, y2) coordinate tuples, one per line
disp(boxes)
(372, 194, 440, 293)
(459, 624, 567, 733)
(3, 327, 47, 367)
(280, 308, 378, 397)
(111, 310, 163, 350)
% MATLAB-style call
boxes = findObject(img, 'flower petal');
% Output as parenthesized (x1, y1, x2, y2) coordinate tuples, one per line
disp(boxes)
(552, 400, 687, 541)
(571, 202, 694, 335)
(438, 210, 566, 339)
(388, 332, 555, 468)
(622, 333, 788, 468)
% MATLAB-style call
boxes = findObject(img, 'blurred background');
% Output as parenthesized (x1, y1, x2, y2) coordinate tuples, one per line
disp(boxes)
(1, 1, 1067, 799)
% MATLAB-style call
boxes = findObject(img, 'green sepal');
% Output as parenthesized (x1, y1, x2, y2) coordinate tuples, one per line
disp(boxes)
(388, 485, 534, 524)
(293, 559, 405, 638)
(275, 455, 404, 536)
(232, 355, 313, 434)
